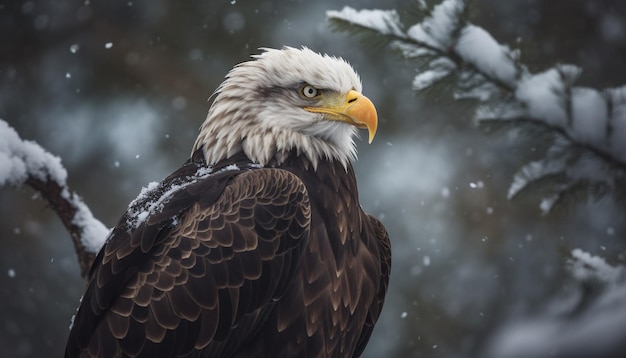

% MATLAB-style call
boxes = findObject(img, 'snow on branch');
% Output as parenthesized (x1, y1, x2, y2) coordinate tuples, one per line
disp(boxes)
(326, 7, 406, 38)
(568, 248, 623, 283)
(328, 0, 626, 212)
(486, 249, 626, 357)
(0, 119, 108, 278)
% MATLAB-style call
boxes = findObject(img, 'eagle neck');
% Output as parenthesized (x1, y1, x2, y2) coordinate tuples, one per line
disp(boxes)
(278, 152, 361, 248)
(194, 128, 355, 171)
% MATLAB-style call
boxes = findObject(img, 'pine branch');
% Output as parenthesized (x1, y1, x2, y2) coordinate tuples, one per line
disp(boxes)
(488, 249, 626, 357)
(328, 0, 626, 212)
(328, 2, 518, 93)
(0, 119, 108, 278)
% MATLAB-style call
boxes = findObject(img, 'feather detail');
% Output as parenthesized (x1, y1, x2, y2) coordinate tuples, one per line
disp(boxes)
(192, 47, 361, 169)
(66, 47, 390, 358)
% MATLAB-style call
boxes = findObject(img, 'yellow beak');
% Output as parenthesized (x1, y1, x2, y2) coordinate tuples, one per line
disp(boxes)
(304, 90, 378, 143)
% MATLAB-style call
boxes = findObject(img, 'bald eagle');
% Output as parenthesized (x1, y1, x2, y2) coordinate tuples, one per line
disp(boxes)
(65, 47, 391, 358)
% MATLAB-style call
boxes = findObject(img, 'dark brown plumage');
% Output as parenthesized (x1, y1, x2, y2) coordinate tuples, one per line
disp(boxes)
(65, 47, 390, 358)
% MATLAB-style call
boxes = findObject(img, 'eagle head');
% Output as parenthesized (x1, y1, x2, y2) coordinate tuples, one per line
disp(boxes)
(192, 46, 378, 169)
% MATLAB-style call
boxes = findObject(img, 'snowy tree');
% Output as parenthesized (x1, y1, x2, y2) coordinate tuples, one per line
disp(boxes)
(328, 0, 626, 214)
(328, 0, 626, 356)
(487, 249, 626, 358)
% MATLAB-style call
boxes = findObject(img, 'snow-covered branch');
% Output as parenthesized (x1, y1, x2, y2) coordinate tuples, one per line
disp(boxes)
(0, 119, 108, 278)
(328, 0, 626, 212)
(486, 249, 626, 357)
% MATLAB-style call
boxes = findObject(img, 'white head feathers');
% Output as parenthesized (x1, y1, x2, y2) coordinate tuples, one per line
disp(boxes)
(192, 46, 364, 169)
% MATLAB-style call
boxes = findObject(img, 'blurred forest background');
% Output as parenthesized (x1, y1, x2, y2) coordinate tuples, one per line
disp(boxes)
(1, 0, 625, 357)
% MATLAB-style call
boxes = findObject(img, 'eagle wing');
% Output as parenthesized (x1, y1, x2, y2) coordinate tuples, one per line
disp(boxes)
(353, 215, 391, 358)
(66, 166, 311, 357)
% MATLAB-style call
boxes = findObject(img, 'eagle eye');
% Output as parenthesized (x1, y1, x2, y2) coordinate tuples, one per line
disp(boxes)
(300, 84, 319, 99)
